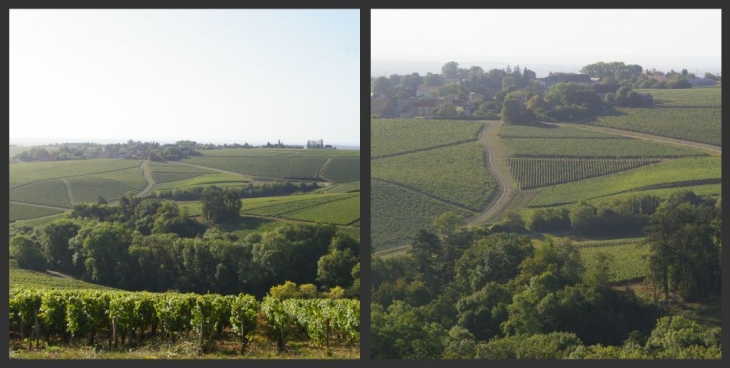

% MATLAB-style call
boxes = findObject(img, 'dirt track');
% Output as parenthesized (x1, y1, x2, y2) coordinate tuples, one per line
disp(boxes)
(137, 160, 156, 197)
(468, 122, 512, 226)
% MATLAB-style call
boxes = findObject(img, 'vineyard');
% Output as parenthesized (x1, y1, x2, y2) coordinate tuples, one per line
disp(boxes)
(153, 173, 252, 190)
(527, 156, 721, 207)
(577, 238, 650, 284)
(372, 180, 473, 250)
(320, 158, 360, 183)
(90, 167, 147, 191)
(317, 182, 360, 194)
(243, 193, 360, 225)
(66, 177, 138, 204)
(9, 159, 141, 188)
(9, 180, 71, 208)
(371, 118, 484, 157)
(9, 203, 64, 222)
(586, 107, 721, 146)
(9, 288, 359, 355)
(372, 142, 495, 211)
(183, 156, 327, 180)
(505, 157, 660, 189)
(147, 161, 216, 174)
(503, 138, 707, 157)
(499, 124, 619, 139)
(636, 87, 721, 107)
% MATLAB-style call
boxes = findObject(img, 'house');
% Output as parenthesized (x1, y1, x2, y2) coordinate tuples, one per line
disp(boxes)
(371, 97, 397, 117)
(410, 99, 436, 117)
(416, 85, 440, 98)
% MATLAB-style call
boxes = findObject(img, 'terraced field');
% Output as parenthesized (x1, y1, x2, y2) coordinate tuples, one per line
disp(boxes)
(527, 156, 721, 207)
(372, 119, 484, 157)
(373, 142, 495, 211)
(586, 107, 721, 146)
(372, 180, 473, 250)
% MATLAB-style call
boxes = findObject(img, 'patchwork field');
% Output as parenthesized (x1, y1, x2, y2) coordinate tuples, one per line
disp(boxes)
(9, 180, 71, 208)
(499, 124, 620, 139)
(183, 156, 327, 180)
(9, 203, 64, 222)
(9, 159, 142, 188)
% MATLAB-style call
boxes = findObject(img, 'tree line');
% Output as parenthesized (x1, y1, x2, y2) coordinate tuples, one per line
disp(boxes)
(371, 190, 720, 358)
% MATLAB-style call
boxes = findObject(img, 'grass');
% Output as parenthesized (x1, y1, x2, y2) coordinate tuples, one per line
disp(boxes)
(527, 156, 721, 207)
(503, 138, 707, 157)
(9, 259, 118, 291)
(586, 107, 721, 146)
(373, 142, 495, 211)
(9, 203, 64, 222)
(372, 180, 473, 251)
(371, 118, 484, 157)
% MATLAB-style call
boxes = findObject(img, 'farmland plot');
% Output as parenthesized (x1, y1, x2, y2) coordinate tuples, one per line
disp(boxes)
(372, 119, 484, 157)
(504, 138, 707, 157)
(9, 180, 71, 208)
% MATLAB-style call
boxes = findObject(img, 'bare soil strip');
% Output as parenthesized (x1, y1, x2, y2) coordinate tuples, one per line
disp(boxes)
(468, 122, 512, 226)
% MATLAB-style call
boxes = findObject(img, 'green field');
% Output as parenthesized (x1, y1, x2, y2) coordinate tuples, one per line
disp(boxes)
(9, 203, 64, 222)
(371, 119, 485, 157)
(527, 156, 721, 207)
(183, 156, 327, 179)
(318, 182, 360, 194)
(11, 213, 67, 228)
(91, 167, 147, 190)
(321, 158, 360, 183)
(197, 148, 294, 157)
(9, 180, 71, 208)
(154, 173, 251, 190)
(243, 193, 358, 218)
(285, 194, 360, 225)
(285, 149, 360, 158)
(148, 161, 216, 174)
(505, 157, 660, 189)
(636, 87, 721, 107)
(578, 239, 650, 284)
(586, 107, 721, 146)
(499, 124, 620, 139)
(373, 142, 495, 211)
(152, 172, 204, 184)
(372, 180, 473, 250)
(9, 259, 118, 291)
(9, 159, 141, 188)
(67, 177, 138, 204)
(504, 138, 707, 157)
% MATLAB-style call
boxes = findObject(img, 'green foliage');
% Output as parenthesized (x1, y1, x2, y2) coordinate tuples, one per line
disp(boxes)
(10, 235, 46, 271)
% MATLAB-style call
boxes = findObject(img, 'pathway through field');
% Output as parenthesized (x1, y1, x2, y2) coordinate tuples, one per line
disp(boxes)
(468, 121, 512, 226)
(138, 160, 156, 197)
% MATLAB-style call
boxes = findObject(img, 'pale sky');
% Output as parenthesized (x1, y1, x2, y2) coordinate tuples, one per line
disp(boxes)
(372, 9, 721, 76)
(10, 9, 360, 146)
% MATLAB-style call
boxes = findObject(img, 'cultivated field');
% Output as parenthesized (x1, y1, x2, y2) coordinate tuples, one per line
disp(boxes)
(499, 124, 620, 139)
(9, 259, 118, 291)
(371, 119, 484, 157)
(373, 142, 495, 211)
(637, 87, 721, 108)
(183, 156, 327, 180)
(321, 158, 360, 183)
(527, 156, 721, 207)
(577, 238, 650, 284)
(587, 107, 721, 146)
(9, 203, 64, 222)
(503, 138, 707, 157)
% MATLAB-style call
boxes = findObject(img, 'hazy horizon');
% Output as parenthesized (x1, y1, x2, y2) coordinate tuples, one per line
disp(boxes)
(10, 9, 360, 146)
(372, 9, 721, 78)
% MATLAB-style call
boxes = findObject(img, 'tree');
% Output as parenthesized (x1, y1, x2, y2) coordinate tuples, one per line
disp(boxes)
(433, 102, 457, 117)
(433, 211, 465, 238)
(10, 235, 46, 271)
(442, 61, 460, 79)
(39, 219, 81, 274)
(372, 76, 391, 94)
(201, 186, 241, 224)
